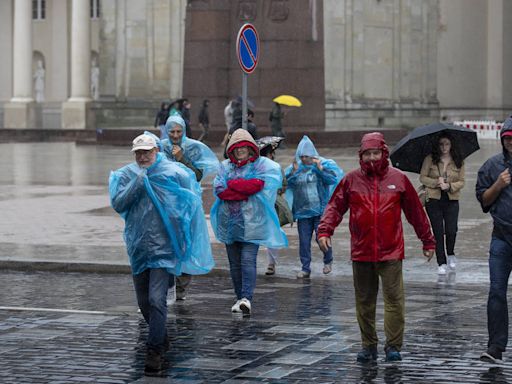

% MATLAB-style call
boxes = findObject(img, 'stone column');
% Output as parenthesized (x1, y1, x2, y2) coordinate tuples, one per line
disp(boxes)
(487, 0, 503, 109)
(3, 0, 35, 128)
(62, 0, 93, 129)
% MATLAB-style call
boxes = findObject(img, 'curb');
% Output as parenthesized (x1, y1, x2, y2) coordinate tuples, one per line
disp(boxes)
(0, 260, 231, 277)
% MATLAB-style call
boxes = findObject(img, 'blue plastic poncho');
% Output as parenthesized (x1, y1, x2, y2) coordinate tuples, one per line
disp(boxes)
(109, 152, 214, 276)
(161, 114, 219, 178)
(211, 156, 288, 248)
(285, 136, 344, 220)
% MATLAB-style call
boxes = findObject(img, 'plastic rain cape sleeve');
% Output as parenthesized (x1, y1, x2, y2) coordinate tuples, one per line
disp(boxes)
(210, 156, 289, 248)
(284, 136, 344, 219)
(109, 153, 214, 276)
(160, 136, 219, 178)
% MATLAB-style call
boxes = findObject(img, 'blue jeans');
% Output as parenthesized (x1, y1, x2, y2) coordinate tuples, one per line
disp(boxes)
(487, 237, 512, 351)
(298, 216, 333, 273)
(133, 268, 170, 352)
(226, 242, 259, 301)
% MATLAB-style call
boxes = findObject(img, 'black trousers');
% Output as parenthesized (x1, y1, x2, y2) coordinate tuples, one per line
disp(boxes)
(425, 193, 459, 266)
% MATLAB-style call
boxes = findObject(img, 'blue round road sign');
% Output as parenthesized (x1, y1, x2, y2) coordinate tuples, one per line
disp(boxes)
(236, 23, 260, 74)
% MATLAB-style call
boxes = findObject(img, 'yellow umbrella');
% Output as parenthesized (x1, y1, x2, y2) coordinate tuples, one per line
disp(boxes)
(273, 95, 302, 107)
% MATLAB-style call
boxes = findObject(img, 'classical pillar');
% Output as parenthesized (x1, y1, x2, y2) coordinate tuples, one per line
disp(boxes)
(3, 0, 35, 128)
(62, 0, 93, 129)
(486, 0, 503, 110)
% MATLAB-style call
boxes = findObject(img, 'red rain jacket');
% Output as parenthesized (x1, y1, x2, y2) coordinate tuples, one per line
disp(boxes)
(318, 166, 435, 262)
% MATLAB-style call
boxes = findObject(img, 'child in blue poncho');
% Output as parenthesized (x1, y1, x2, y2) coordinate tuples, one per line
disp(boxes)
(285, 136, 344, 278)
(109, 133, 214, 375)
(211, 129, 288, 315)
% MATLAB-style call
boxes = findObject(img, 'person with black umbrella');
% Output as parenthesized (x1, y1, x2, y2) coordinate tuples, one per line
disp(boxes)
(477, 118, 512, 364)
(419, 132, 465, 275)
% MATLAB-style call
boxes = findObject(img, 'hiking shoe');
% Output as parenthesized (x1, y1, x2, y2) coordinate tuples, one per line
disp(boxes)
(438, 264, 447, 275)
(265, 264, 275, 275)
(385, 346, 402, 362)
(356, 346, 378, 363)
(447, 255, 457, 270)
(323, 263, 332, 275)
(231, 299, 242, 313)
(239, 298, 251, 315)
(297, 271, 311, 279)
(144, 349, 163, 376)
(480, 347, 503, 364)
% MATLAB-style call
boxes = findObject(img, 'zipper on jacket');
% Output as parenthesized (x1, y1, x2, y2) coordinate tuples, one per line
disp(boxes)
(373, 177, 379, 262)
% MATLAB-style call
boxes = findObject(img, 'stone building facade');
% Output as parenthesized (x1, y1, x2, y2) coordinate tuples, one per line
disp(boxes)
(1, 0, 511, 132)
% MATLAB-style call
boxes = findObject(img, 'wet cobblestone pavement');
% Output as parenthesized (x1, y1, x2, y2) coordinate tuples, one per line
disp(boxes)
(1, 270, 510, 383)
(1, 140, 511, 382)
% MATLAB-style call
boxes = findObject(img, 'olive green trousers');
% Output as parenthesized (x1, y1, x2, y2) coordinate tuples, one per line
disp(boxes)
(352, 260, 404, 351)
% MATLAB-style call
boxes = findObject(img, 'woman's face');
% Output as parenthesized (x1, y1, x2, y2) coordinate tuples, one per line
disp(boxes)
(234, 146, 250, 161)
(169, 124, 184, 144)
(300, 155, 314, 165)
(439, 137, 451, 155)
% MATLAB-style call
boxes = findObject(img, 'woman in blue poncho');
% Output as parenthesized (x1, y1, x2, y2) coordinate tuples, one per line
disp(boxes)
(160, 114, 219, 300)
(109, 133, 214, 375)
(285, 135, 344, 278)
(211, 129, 288, 315)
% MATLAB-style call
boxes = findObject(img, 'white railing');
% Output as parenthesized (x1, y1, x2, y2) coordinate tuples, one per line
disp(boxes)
(453, 120, 502, 140)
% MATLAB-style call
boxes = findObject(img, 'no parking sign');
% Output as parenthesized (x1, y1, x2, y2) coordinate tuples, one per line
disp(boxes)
(236, 23, 260, 74)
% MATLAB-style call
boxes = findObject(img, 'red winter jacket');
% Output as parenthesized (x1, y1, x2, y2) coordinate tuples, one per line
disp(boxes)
(317, 166, 435, 262)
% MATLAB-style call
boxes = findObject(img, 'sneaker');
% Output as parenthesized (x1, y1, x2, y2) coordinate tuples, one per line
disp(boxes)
(231, 299, 242, 313)
(265, 264, 275, 275)
(144, 349, 163, 376)
(385, 346, 402, 362)
(297, 271, 311, 278)
(239, 298, 251, 315)
(438, 264, 447, 275)
(480, 347, 503, 363)
(447, 255, 457, 270)
(323, 263, 333, 275)
(356, 346, 378, 363)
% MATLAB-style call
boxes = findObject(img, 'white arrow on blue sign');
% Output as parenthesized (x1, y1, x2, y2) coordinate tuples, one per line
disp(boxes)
(236, 23, 260, 74)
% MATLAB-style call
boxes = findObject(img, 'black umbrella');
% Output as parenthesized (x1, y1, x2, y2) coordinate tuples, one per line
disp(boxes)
(390, 123, 480, 173)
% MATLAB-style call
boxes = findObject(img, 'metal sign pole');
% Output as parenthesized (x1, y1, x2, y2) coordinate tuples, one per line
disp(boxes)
(242, 72, 248, 131)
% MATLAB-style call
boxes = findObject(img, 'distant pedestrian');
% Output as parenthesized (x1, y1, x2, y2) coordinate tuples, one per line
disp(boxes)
(109, 133, 214, 375)
(269, 102, 284, 137)
(285, 136, 343, 278)
(177, 98, 192, 138)
(420, 132, 465, 275)
(318, 132, 435, 363)
(197, 99, 209, 142)
(153, 102, 170, 139)
(476, 119, 512, 364)
(211, 129, 287, 315)
(230, 98, 243, 132)
(247, 109, 258, 140)
(256, 137, 292, 276)
(161, 114, 219, 299)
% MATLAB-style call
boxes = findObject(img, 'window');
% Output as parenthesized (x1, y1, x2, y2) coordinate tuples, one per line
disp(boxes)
(32, 0, 46, 20)
(91, 0, 101, 19)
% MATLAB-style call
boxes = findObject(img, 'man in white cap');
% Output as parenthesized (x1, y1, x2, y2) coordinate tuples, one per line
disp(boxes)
(109, 133, 214, 375)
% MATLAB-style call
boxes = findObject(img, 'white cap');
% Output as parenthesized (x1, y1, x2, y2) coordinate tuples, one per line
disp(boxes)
(131, 134, 157, 152)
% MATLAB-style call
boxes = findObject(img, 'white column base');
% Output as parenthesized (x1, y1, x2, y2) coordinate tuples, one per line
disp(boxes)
(61, 100, 95, 129)
(3, 100, 35, 129)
